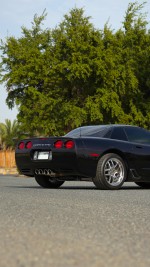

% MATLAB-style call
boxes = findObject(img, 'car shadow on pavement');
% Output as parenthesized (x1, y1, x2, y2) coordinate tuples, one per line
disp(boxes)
(4, 185, 96, 190)
(4, 184, 149, 190)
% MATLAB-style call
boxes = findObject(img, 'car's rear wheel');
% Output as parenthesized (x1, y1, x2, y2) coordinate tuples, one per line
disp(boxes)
(93, 153, 127, 190)
(35, 175, 64, 188)
(135, 182, 150, 189)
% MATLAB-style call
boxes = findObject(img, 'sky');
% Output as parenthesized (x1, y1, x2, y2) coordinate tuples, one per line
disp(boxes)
(0, 0, 150, 123)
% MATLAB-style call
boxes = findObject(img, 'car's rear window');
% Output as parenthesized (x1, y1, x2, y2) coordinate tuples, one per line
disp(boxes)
(65, 126, 112, 138)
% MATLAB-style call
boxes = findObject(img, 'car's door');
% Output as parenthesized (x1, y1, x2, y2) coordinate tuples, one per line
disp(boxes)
(131, 143, 150, 177)
(125, 127, 150, 178)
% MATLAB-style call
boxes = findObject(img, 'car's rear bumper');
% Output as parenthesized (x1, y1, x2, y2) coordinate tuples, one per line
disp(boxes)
(16, 149, 79, 177)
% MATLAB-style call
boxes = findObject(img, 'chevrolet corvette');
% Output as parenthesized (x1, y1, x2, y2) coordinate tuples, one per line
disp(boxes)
(15, 125, 150, 190)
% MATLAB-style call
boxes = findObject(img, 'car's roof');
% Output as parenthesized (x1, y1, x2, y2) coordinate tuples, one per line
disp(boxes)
(65, 124, 147, 138)
(80, 124, 138, 128)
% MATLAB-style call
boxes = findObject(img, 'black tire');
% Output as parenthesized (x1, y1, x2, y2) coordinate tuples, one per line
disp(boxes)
(93, 153, 127, 190)
(35, 175, 64, 188)
(135, 182, 150, 189)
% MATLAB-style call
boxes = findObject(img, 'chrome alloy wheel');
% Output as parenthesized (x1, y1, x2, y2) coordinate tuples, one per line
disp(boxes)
(104, 158, 124, 186)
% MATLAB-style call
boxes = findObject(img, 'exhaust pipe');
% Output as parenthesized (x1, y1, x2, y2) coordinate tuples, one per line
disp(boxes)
(35, 169, 52, 176)
(44, 169, 48, 175)
(35, 169, 39, 175)
(34, 169, 64, 178)
(39, 169, 43, 175)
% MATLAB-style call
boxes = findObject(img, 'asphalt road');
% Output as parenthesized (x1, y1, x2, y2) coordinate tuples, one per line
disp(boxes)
(0, 176, 150, 267)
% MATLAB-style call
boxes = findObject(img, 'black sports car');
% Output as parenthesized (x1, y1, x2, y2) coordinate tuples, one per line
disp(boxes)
(15, 125, 150, 190)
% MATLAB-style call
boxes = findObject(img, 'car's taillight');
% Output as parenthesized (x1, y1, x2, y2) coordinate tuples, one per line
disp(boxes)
(26, 141, 33, 149)
(54, 140, 75, 149)
(65, 140, 75, 149)
(54, 140, 63, 149)
(18, 142, 25, 150)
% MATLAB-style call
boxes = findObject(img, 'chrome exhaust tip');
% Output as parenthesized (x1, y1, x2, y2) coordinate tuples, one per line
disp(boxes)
(35, 169, 39, 175)
(35, 169, 52, 176)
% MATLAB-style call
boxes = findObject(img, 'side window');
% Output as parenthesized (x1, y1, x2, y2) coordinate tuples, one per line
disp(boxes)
(111, 127, 128, 141)
(88, 128, 112, 138)
(125, 127, 150, 144)
(104, 129, 112, 138)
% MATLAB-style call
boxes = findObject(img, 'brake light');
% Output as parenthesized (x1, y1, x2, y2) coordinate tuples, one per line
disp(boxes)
(18, 142, 25, 150)
(54, 140, 63, 149)
(65, 140, 75, 149)
(26, 141, 33, 149)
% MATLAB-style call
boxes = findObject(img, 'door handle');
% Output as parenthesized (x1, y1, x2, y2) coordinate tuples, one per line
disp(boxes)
(135, 145, 143, 149)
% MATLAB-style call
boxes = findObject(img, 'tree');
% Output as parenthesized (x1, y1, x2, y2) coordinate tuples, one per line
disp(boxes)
(0, 3, 150, 135)
(0, 11, 54, 134)
(0, 8, 103, 135)
(0, 119, 24, 149)
(121, 1, 150, 127)
(85, 2, 150, 127)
